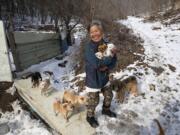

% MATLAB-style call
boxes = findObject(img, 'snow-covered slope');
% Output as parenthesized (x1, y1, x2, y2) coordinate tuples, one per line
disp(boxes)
(95, 16, 180, 135)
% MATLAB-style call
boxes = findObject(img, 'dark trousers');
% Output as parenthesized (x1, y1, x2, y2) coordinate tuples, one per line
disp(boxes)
(86, 87, 113, 117)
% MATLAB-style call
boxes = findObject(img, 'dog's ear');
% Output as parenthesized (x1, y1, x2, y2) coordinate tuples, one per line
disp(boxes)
(63, 104, 67, 108)
(80, 97, 85, 101)
(68, 101, 72, 104)
(64, 91, 68, 94)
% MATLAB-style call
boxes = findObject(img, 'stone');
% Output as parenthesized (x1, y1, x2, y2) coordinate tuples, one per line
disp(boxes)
(0, 123, 10, 135)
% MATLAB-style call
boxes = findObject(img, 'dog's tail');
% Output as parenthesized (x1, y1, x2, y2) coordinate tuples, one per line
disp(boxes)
(154, 119, 165, 135)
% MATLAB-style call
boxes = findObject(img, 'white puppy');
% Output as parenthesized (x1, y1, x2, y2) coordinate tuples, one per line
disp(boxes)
(104, 43, 116, 57)
(95, 52, 104, 59)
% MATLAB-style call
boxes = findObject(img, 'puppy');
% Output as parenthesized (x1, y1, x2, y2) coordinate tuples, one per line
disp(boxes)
(29, 72, 42, 88)
(110, 76, 138, 103)
(63, 91, 87, 108)
(43, 70, 59, 83)
(53, 99, 74, 122)
(98, 44, 107, 53)
(95, 52, 104, 59)
(39, 79, 51, 96)
(95, 43, 117, 59)
(104, 43, 117, 57)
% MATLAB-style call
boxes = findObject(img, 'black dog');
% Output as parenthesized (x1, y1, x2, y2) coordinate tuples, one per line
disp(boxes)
(26, 72, 42, 88)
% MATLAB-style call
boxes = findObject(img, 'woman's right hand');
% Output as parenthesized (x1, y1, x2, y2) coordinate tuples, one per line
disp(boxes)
(99, 66, 108, 71)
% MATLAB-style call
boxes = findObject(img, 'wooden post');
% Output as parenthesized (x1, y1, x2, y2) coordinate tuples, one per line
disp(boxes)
(6, 16, 21, 71)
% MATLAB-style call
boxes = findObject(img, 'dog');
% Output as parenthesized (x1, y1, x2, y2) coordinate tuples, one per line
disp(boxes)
(62, 91, 87, 109)
(95, 43, 118, 59)
(110, 76, 138, 103)
(27, 72, 42, 88)
(39, 79, 51, 96)
(43, 70, 59, 84)
(43, 71, 53, 76)
(154, 119, 165, 135)
(53, 98, 74, 122)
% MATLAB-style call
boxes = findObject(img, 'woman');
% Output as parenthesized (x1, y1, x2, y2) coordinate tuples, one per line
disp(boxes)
(85, 20, 117, 128)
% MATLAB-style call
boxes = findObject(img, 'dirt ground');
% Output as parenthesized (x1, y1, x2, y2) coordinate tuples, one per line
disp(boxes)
(0, 82, 16, 113)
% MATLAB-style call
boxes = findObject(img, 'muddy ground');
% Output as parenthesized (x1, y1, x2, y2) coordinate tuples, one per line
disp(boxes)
(0, 82, 15, 113)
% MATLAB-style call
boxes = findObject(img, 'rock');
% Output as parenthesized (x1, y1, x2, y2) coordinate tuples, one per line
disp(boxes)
(150, 66, 164, 76)
(152, 26, 162, 30)
(0, 123, 10, 135)
(107, 121, 140, 135)
(123, 110, 139, 119)
(149, 84, 156, 91)
(167, 64, 176, 72)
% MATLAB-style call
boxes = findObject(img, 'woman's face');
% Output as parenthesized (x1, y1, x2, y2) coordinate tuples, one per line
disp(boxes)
(89, 25, 103, 42)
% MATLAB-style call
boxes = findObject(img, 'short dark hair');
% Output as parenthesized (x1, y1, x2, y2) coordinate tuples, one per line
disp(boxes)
(87, 20, 104, 32)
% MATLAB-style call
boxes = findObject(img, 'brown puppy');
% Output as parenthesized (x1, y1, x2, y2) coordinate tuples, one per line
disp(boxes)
(53, 99, 73, 122)
(39, 79, 50, 96)
(63, 91, 87, 108)
(110, 76, 138, 103)
(98, 44, 107, 53)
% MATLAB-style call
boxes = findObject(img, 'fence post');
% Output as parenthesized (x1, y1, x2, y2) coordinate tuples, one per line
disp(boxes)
(6, 15, 22, 71)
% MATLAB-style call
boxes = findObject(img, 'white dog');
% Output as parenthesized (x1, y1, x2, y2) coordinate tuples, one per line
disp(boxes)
(95, 43, 117, 59)
(39, 79, 51, 96)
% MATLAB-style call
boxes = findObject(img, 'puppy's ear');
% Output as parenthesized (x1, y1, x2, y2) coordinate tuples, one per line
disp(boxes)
(80, 97, 85, 101)
(68, 101, 72, 104)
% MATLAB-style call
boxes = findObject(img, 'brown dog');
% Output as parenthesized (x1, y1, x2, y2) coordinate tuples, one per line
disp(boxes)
(53, 99, 73, 122)
(154, 119, 165, 135)
(62, 91, 87, 108)
(39, 79, 51, 96)
(110, 76, 138, 103)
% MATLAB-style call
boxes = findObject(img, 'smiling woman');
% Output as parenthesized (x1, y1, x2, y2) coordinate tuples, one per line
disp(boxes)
(85, 20, 117, 128)
(88, 21, 104, 42)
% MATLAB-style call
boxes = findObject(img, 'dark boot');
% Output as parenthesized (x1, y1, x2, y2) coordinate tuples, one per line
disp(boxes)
(102, 109, 117, 118)
(86, 116, 99, 128)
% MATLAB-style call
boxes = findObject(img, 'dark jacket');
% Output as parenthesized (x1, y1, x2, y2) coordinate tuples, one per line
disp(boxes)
(85, 39, 117, 89)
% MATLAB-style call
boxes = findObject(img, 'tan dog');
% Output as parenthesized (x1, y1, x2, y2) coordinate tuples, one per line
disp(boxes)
(110, 76, 138, 103)
(53, 99, 74, 122)
(39, 79, 50, 96)
(63, 91, 87, 108)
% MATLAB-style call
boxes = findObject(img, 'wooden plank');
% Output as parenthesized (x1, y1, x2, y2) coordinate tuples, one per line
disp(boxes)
(14, 31, 59, 44)
(19, 51, 60, 69)
(18, 47, 60, 63)
(14, 79, 95, 135)
(17, 40, 59, 54)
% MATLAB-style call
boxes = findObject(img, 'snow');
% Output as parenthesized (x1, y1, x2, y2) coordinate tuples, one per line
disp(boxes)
(97, 16, 180, 135)
(0, 101, 52, 135)
(1, 16, 180, 135)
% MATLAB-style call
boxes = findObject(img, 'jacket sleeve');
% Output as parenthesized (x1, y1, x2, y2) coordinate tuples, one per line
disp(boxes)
(85, 44, 113, 69)
(106, 55, 117, 70)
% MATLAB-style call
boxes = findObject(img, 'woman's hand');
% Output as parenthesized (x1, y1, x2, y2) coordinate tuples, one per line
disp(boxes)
(99, 66, 108, 71)
(111, 48, 118, 56)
